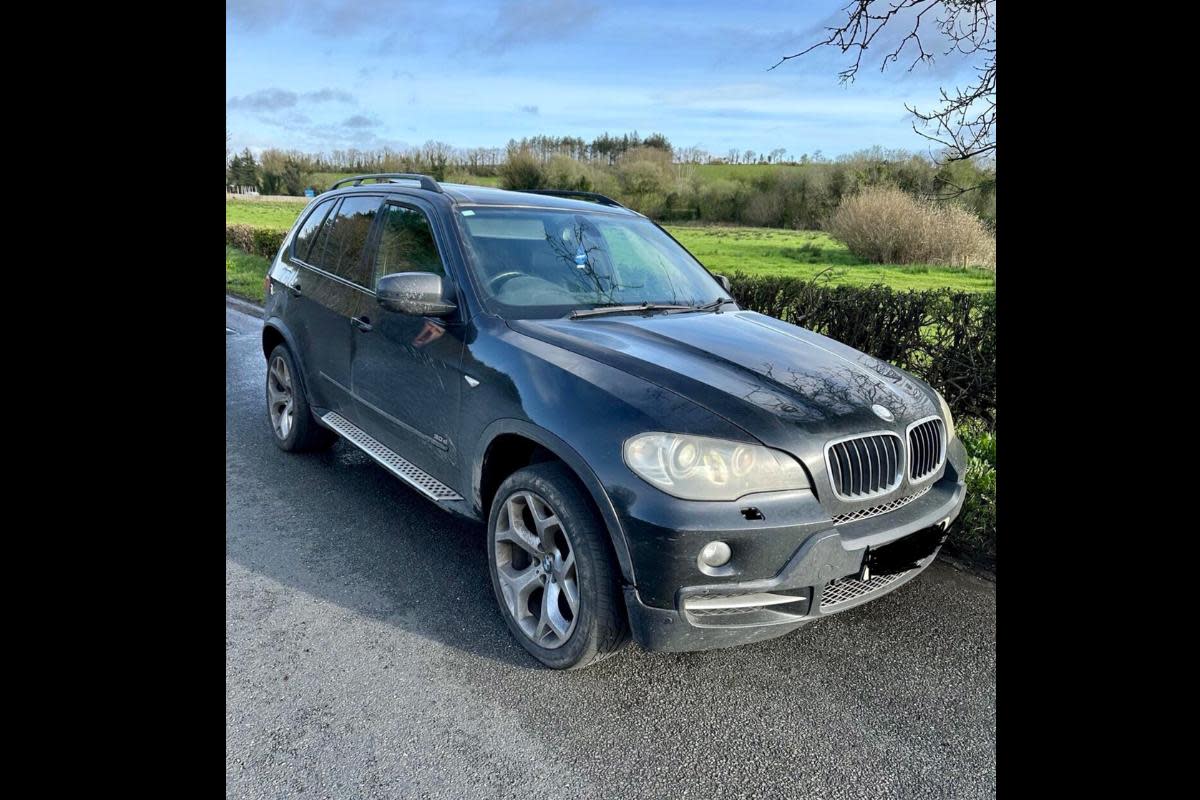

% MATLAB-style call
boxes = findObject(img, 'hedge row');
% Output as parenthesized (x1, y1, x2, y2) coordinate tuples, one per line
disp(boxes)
(225, 224, 995, 425)
(226, 224, 286, 261)
(729, 274, 995, 425)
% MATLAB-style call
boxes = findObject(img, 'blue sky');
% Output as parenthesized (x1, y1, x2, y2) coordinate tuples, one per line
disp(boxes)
(226, 0, 979, 159)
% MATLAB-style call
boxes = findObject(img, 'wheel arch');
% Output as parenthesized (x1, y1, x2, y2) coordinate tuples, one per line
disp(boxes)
(261, 319, 316, 408)
(474, 419, 636, 586)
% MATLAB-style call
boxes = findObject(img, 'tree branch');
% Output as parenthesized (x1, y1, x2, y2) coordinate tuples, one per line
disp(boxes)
(773, 1, 996, 164)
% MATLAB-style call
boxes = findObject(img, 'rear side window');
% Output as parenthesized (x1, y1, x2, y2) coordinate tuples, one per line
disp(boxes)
(292, 198, 337, 263)
(374, 204, 445, 278)
(313, 196, 382, 284)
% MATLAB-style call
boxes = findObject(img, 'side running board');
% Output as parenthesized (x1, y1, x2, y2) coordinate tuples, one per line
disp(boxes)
(321, 412, 464, 502)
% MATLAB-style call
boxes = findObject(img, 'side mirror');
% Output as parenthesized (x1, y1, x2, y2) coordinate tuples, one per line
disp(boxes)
(715, 274, 732, 293)
(376, 272, 457, 317)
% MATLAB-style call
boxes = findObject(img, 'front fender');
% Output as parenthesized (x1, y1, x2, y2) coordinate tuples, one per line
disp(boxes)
(473, 418, 638, 585)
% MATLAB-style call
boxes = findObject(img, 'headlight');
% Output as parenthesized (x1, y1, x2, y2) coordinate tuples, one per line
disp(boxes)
(935, 390, 955, 434)
(623, 433, 809, 501)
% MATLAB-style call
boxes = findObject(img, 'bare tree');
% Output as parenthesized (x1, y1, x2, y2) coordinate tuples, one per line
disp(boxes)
(772, 1, 995, 163)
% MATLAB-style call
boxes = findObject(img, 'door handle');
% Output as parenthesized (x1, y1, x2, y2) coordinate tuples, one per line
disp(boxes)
(351, 315, 373, 332)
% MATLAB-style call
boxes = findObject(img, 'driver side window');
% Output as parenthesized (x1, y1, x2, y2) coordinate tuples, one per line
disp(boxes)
(375, 204, 445, 279)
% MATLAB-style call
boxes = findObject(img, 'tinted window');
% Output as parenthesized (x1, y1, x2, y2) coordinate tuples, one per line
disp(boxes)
(374, 204, 445, 279)
(314, 196, 381, 283)
(292, 198, 336, 262)
(306, 199, 341, 269)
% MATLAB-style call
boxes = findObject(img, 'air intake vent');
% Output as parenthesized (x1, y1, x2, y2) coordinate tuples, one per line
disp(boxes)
(820, 571, 910, 610)
(907, 416, 946, 483)
(825, 432, 903, 501)
(832, 486, 931, 525)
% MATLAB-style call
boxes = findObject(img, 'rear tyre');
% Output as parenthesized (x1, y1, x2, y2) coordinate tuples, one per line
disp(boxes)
(266, 345, 336, 453)
(487, 463, 629, 669)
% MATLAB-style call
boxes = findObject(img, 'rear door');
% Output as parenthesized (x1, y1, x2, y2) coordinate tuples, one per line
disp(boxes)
(286, 194, 383, 418)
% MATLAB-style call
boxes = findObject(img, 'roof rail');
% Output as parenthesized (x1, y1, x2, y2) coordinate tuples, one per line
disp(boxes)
(330, 173, 443, 193)
(525, 189, 625, 209)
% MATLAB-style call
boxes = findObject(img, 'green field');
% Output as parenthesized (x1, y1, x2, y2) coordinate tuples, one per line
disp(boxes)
(666, 226, 995, 291)
(226, 198, 995, 292)
(225, 197, 308, 228)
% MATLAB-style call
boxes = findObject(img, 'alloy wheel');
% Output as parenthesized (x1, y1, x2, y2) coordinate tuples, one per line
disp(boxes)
(494, 491, 580, 649)
(267, 355, 294, 440)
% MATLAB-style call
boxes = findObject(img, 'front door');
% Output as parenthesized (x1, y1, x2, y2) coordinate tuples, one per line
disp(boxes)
(351, 200, 465, 486)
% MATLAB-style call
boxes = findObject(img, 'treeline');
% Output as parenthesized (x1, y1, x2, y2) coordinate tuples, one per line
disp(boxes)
(226, 133, 996, 230)
(504, 131, 672, 165)
(227, 141, 464, 192)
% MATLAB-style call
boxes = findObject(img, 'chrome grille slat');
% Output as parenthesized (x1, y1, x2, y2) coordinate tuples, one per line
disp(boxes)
(825, 432, 903, 501)
(321, 412, 463, 501)
(832, 486, 931, 524)
(907, 416, 946, 484)
(849, 440, 862, 495)
(880, 437, 891, 490)
(911, 427, 920, 476)
(867, 437, 880, 493)
(928, 427, 936, 472)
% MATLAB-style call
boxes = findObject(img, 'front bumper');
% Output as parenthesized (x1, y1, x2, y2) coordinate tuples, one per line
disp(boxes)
(623, 468, 966, 653)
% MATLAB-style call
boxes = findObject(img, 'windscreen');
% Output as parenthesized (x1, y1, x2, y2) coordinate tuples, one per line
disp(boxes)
(455, 207, 728, 318)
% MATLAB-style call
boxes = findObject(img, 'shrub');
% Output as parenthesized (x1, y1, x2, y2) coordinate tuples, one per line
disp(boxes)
(950, 418, 996, 568)
(696, 179, 746, 222)
(741, 189, 786, 227)
(614, 149, 672, 204)
(544, 155, 595, 191)
(226, 224, 286, 261)
(660, 177, 701, 221)
(828, 186, 995, 269)
(617, 158, 670, 197)
(499, 148, 544, 190)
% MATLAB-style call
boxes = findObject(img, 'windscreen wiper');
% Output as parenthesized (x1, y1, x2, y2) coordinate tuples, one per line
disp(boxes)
(569, 302, 698, 319)
(676, 297, 735, 314)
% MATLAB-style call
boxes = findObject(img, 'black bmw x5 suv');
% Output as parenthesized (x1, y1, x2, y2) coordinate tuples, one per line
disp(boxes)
(262, 173, 967, 669)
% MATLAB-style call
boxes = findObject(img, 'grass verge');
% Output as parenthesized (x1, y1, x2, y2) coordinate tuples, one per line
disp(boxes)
(226, 245, 269, 304)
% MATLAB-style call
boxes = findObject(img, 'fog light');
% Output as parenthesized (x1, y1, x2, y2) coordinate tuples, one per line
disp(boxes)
(699, 541, 732, 568)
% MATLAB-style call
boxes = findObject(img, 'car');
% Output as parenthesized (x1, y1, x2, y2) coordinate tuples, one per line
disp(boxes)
(261, 173, 968, 669)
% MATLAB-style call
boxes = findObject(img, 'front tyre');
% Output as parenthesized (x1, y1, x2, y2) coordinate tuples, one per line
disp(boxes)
(487, 463, 628, 669)
(266, 345, 336, 452)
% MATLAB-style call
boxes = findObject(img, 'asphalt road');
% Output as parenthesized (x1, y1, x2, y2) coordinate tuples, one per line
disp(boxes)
(226, 302, 996, 800)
